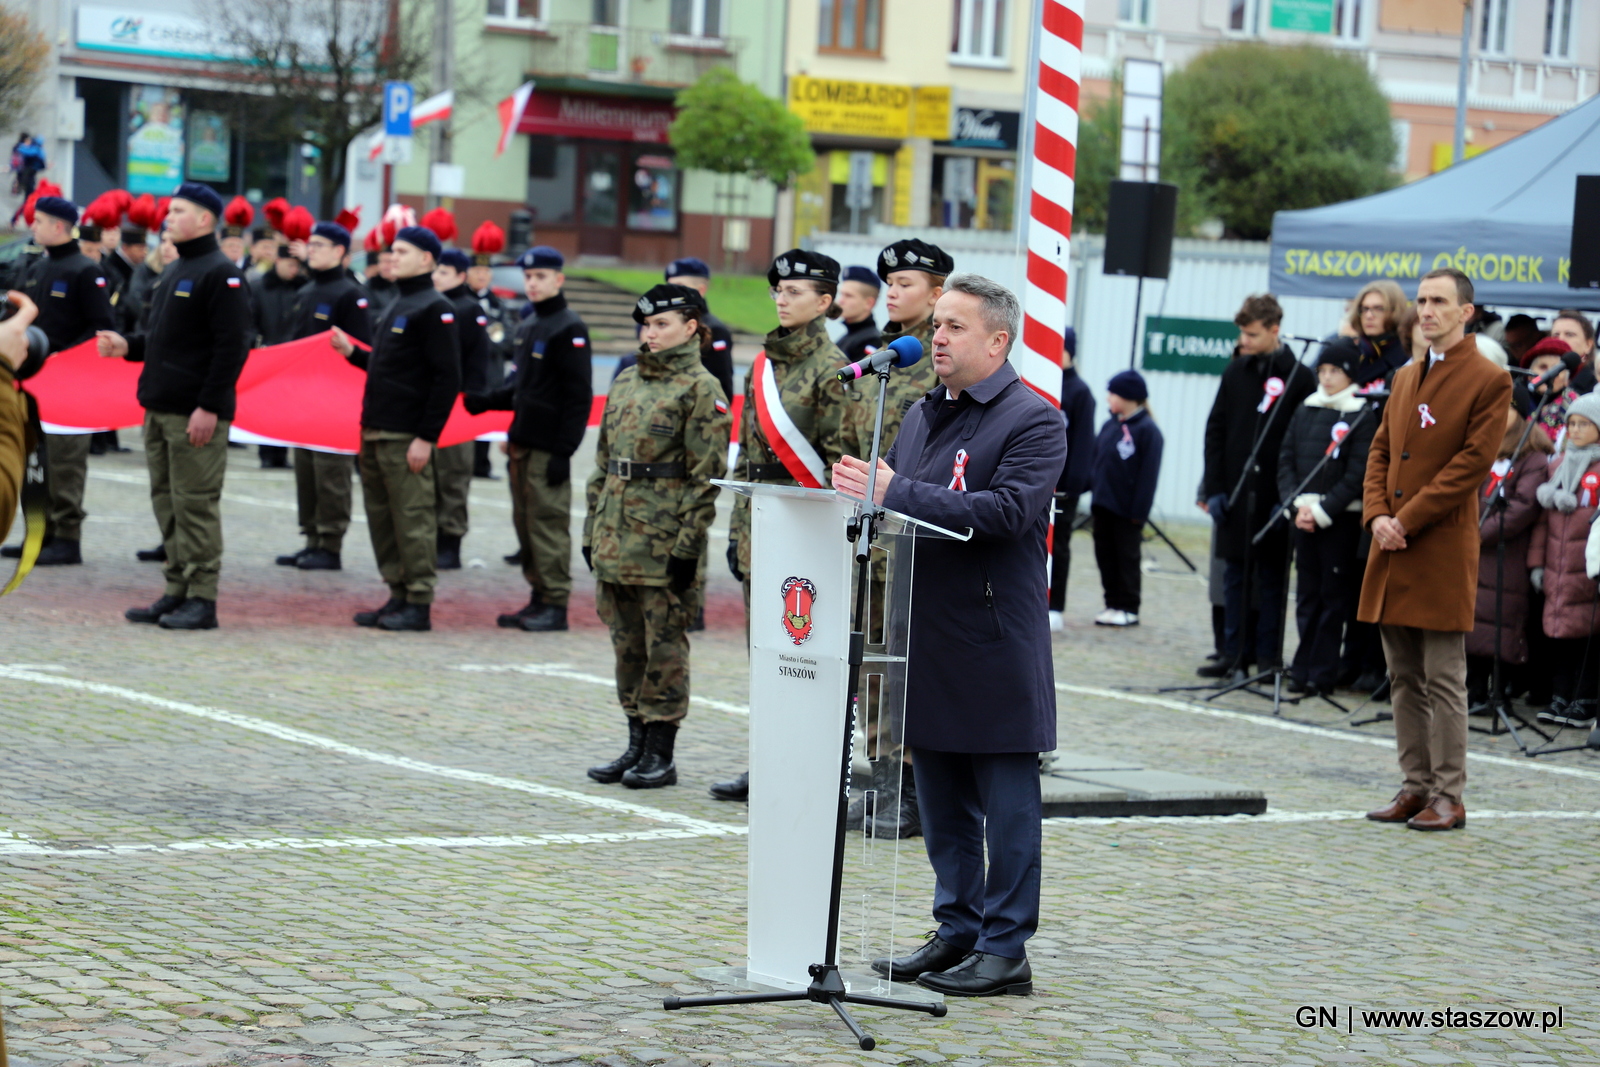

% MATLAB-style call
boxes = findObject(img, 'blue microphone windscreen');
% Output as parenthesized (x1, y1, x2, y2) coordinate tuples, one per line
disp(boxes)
(887, 334, 924, 367)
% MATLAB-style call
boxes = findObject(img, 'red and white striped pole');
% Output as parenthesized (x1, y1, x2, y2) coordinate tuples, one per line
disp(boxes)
(1018, 0, 1083, 406)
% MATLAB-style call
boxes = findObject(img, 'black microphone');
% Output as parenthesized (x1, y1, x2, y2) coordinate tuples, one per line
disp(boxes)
(1285, 335, 1335, 345)
(837, 335, 923, 382)
(1529, 352, 1581, 391)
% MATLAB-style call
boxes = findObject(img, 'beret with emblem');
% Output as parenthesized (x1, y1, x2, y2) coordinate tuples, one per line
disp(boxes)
(877, 238, 954, 281)
(767, 248, 840, 287)
(633, 283, 708, 324)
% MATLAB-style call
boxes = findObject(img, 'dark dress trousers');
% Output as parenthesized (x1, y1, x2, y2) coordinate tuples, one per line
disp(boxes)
(882, 359, 1066, 959)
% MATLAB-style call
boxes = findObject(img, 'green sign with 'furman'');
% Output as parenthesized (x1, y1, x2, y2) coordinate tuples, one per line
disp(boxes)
(1141, 316, 1238, 376)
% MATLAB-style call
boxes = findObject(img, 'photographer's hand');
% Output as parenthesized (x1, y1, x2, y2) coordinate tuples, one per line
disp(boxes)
(0, 291, 39, 371)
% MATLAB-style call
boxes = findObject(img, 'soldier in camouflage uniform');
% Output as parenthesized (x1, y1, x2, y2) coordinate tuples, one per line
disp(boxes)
(709, 248, 851, 803)
(584, 284, 730, 790)
(840, 239, 952, 840)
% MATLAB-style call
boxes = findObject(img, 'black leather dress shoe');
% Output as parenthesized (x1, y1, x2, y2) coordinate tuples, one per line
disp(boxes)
(296, 547, 342, 571)
(377, 602, 431, 631)
(871, 935, 970, 981)
(276, 547, 308, 567)
(708, 770, 748, 801)
(34, 538, 82, 566)
(916, 952, 1032, 997)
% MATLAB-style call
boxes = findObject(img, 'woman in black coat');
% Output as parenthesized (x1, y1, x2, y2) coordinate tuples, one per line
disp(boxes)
(1276, 339, 1376, 695)
(1346, 279, 1410, 389)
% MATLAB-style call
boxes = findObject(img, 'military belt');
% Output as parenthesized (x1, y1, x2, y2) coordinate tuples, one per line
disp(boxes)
(608, 459, 686, 480)
(745, 463, 794, 481)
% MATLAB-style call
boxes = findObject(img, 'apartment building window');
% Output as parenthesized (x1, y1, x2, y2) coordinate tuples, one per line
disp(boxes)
(1480, 0, 1511, 55)
(1546, 0, 1576, 60)
(670, 0, 722, 39)
(1228, 0, 1258, 34)
(1118, 0, 1151, 25)
(1333, 0, 1364, 40)
(819, 0, 883, 55)
(486, 0, 540, 22)
(951, 0, 1007, 62)
(590, 0, 622, 72)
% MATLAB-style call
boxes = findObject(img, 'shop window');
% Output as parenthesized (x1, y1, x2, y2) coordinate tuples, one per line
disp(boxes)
(486, 0, 541, 23)
(951, 0, 1007, 62)
(590, 0, 622, 71)
(1480, 0, 1511, 55)
(628, 152, 678, 231)
(827, 150, 887, 233)
(526, 135, 577, 225)
(819, 0, 882, 56)
(931, 155, 1014, 231)
(670, 0, 722, 39)
(583, 148, 622, 226)
(1546, 0, 1576, 60)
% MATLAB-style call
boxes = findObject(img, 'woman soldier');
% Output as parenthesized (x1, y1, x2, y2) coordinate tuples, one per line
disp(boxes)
(584, 284, 731, 789)
(709, 248, 852, 802)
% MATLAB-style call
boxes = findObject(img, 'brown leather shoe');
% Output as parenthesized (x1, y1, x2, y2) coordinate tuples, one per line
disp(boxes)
(1366, 790, 1428, 823)
(1407, 795, 1466, 831)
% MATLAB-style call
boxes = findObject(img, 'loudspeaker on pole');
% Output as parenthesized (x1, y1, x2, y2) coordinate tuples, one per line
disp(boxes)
(1569, 175, 1600, 290)
(1104, 180, 1178, 280)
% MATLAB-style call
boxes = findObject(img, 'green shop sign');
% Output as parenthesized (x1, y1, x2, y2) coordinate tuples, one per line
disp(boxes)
(1270, 0, 1334, 34)
(1141, 316, 1238, 376)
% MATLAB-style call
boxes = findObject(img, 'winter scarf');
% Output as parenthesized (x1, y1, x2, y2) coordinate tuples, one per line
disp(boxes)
(1536, 443, 1600, 513)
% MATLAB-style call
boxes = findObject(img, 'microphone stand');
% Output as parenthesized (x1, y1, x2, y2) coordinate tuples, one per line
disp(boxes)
(664, 363, 945, 1050)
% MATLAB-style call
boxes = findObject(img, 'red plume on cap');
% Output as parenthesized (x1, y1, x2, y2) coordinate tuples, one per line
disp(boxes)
(419, 207, 457, 243)
(127, 194, 160, 231)
(85, 195, 123, 229)
(21, 191, 41, 226)
(223, 196, 254, 228)
(263, 196, 289, 233)
(471, 220, 505, 256)
(362, 226, 385, 253)
(109, 188, 133, 213)
(36, 179, 62, 198)
(281, 205, 315, 242)
(380, 217, 399, 247)
(153, 196, 172, 228)
(334, 205, 361, 232)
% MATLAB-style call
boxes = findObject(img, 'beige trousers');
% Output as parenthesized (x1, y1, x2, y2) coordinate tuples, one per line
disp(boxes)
(1380, 625, 1469, 804)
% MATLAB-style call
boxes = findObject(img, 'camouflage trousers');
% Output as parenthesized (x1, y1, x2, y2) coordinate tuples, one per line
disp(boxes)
(595, 580, 701, 724)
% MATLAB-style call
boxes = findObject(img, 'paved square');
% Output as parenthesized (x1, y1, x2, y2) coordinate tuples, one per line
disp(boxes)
(1, 438, 1597, 1066)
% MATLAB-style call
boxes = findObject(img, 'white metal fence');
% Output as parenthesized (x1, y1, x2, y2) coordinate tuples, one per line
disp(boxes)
(807, 227, 1350, 526)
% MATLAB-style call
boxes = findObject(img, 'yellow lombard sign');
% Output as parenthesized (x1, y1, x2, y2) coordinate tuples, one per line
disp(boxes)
(789, 76, 951, 140)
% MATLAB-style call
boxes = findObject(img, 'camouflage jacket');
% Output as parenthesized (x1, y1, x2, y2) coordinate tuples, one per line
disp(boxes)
(730, 316, 850, 560)
(584, 337, 731, 586)
(842, 314, 939, 462)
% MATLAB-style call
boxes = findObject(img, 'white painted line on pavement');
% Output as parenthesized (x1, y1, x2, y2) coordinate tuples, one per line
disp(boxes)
(1058, 684, 1600, 784)
(0, 826, 727, 858)
(458, 663, 750, 716)
(1045, 809, 1600, 829)
(0, 665, 744, 836)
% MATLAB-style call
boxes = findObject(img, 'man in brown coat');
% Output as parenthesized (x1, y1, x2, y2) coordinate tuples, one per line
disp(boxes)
(1359, 268, 1512, 831)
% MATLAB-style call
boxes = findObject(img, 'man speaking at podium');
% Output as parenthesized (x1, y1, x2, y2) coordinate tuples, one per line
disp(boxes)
(833, 274, 1066, 997)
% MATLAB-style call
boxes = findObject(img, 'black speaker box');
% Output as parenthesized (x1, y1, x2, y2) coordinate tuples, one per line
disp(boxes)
(1104, 180, 1178, 280)
(1570, 175, 1600, 290)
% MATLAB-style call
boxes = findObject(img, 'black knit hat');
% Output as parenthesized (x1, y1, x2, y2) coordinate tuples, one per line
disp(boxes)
(877, 239, 953, 281)
(633, 283, 707, 323)
(1315, 336, 1360, 379)
(768, 248, 840, 287)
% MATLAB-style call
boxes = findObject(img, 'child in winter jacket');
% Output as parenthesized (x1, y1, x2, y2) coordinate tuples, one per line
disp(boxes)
(1090, 370, 1163, 627)
(1528, 391, 1600, 729)
(1275, 338, 1375, 696)
(1526, 337, 1578, 445)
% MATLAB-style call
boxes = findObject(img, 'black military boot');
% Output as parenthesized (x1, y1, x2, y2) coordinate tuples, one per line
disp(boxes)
(870, 760, 920, 839)
(587, 718, 648, 784)
(497, 591, 544, 628)
(275, 547, 309, 566)
(34, 538, 82, 566)
(622, 721, 678, 789)
(847, 756, 894, 832)
(354, 598, 405, 627)
(503, 548, 524, 565)
(158, 597, 218, 630)
(708, 770, 749, 801)
(436, 534, 462, 570)
(297, 547, 342, 571)
(0, 541, 25, 558)
(519, 603, 567, 632)
(378, 602, 431, 631)
(125, 594, 185, 624)
(136, 544, 167, 562)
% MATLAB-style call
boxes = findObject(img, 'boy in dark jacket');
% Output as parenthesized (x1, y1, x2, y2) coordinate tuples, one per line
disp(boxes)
(1091, 370, 1163, 627)
(1276, 338, 1376, 695)
(1050, 327, 1095, 630)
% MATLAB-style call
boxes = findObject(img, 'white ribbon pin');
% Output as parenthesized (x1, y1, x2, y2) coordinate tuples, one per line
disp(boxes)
(1418, 403, 1437, 429)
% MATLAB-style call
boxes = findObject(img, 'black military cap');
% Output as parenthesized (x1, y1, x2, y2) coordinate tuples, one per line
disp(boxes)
(633, 282, 708, 323)
(877, 238, 954, 281)
(768, 248, 840, 287)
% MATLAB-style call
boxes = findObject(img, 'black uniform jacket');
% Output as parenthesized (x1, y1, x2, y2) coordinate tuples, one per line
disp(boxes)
(837, 315, 880, 364)
(476, 292, 592, 456)
(882, 360, 1067, 754)
(289, 266, 374, 347)
(124, 234, 252, 420)
(1057, 364, 1096, 497)
(350, 273, 461, 443)
(16, 239, 116, 380)
(443, 283, 493, 394)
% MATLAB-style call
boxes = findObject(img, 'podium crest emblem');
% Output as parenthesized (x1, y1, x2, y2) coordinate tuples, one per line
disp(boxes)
(780, 576, 817, 645)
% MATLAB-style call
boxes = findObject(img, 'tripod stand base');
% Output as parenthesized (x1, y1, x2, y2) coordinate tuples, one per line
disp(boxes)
(667, 963, 946, 1050)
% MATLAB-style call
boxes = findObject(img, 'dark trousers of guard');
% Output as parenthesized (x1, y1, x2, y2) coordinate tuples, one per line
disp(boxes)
(1048, 493, 1079, 612)
(1289, 513, 1361, 691)
(912, 749, 1041, 959)
(1223, 535, 1287, 669)
(1090, 504, 1143, 614)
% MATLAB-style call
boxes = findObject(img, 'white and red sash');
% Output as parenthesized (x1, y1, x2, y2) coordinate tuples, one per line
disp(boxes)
(750, 351, 828, 489)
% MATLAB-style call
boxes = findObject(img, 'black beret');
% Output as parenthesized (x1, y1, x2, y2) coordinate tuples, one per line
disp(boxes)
(842, 265, 881, 289)
(633, 283, 708, 324)
(877, 239, 953, 281)
(665, 256, 710, 280)
(33, 196, 78, 224)
(768, 248, 840, 287)
(518, 245, 565, 270)
(313, 221, 352, 249)
(395, 225, 442, 260)
(173, 182, 224, 219)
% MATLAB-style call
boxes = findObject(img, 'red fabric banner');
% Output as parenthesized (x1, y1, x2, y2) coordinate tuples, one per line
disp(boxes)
(27, 339, 144, 432)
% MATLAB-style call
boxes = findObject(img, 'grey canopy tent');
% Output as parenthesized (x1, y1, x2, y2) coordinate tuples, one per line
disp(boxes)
(1269, 90, 1600, 311)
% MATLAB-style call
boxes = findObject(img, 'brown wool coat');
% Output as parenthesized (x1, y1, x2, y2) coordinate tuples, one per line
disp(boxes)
(1358, 334, 1513, 632)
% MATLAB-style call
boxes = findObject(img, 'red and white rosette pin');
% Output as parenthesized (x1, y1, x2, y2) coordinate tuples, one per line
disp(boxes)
(1486, 457, 1512, 497)
(1418, 403, 1437, 429)
(1258, 376, 1285, 414)
(948, 448, 970, 491)
(1329, 420, 1350, 458)
(1582, 471, 1599, 508)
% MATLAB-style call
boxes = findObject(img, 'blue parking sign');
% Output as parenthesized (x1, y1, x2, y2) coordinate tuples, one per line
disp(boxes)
(383, 82, 414, 137)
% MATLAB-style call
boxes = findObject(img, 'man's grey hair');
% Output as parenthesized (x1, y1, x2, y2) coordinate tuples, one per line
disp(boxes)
(943, 273, 1021, 356)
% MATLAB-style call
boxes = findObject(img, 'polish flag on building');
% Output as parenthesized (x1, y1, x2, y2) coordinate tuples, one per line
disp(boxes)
(496, 81, 536, 157)
(412, 91, 454, 129)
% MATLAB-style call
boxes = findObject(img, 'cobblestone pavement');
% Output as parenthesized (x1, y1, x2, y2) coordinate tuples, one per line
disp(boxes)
(1, 435, 1598, 1067)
